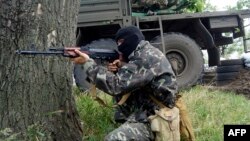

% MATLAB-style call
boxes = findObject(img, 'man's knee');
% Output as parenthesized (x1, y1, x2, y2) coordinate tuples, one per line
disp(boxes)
(104, 130, 127, 141)
(104, 122, 154, 141)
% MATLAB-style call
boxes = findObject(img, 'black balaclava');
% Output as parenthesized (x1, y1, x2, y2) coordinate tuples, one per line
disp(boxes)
(115, 26, 145, 61)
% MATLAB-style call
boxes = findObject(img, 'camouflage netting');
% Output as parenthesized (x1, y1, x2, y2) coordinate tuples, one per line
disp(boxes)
(131, 0, 203, 14)
(218, 68, 250, 99)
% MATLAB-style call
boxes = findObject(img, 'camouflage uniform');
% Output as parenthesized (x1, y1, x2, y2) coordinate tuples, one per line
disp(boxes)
(81, 40, 178, 141)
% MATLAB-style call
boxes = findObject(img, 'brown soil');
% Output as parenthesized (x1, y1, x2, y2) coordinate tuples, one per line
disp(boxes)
(218, 68, 250, 99)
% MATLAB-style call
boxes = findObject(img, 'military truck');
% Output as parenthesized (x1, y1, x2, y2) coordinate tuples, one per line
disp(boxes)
(74, 0, 250, 90)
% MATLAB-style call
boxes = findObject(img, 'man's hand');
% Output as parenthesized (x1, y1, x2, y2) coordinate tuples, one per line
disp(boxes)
(108, 59, 123, 72)
(70, 49, 90, 64)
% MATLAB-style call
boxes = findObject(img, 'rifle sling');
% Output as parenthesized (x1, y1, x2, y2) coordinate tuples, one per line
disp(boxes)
(113, 93, 131, 107)
(90, 85, 131, 108)
(149, 95, 166, 109)
(90, 84, 110, 107)
(90, 84, 169, 115)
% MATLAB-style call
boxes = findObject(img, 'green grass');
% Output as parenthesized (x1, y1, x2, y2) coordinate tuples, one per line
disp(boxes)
(74, 85, 250, 141)
(74, 89, 119, 140)
(182, 85, 250, 141)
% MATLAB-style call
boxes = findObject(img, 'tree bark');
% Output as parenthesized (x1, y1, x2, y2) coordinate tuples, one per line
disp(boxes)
(0, 0, 82, 140)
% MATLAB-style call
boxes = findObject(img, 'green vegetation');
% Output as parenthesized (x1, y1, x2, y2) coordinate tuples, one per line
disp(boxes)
(181, 0, 206, 12)
(167, 0, 206, 13)
(182, 86, 250, 141)
(74, 88, 119, 141)
(75, 85, 250, 141)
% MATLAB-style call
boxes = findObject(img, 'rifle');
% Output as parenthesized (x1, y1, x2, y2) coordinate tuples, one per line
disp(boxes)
(16, 46, 120, 62)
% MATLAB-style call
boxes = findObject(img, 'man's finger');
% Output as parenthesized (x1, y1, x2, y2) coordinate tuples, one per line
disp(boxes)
(112, 59, 120, 64)
(74, 49, 84, 55)
(74, 49, 90, 60)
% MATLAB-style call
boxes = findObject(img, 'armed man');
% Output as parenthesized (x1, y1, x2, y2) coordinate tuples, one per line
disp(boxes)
(70, 26, 195, 141)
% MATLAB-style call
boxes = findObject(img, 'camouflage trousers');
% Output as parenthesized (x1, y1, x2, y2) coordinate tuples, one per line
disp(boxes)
(104, 121, 154, 141)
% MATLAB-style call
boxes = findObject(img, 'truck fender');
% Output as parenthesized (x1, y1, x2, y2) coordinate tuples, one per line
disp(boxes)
(193, 19, 220, 66)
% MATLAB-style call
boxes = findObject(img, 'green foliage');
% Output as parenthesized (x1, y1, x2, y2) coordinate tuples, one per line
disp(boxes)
(75, 90, 119, 140)
(182, 85, 250, 141)
(0, 123, 49, 141)
(75, 85, 250, 141)
(176, 0, 206, 12)
(0, 128, 19, 141)
(203, 0, 216, 11)
(236, 0, 250, 10)
(25, 123, 48, 141)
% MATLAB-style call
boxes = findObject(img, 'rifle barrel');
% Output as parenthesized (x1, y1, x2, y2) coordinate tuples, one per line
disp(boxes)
(16, 50, 63, 55)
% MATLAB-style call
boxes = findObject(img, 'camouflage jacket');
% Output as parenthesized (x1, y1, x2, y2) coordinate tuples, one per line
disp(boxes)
(82, 40, 178, 122)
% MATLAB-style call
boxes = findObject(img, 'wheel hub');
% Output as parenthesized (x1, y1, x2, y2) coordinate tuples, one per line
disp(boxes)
(166, 52, 186, 76)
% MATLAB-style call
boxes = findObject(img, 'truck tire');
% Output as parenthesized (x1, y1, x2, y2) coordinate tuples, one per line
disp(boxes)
(73, 38, 117, 91)
(220, 59, 244, 66)
(216, 72, 239, 81)
(151, 33, 204, 90)
(215, 59, 243, 86)
(216, 65, 243, 73)
(216, 80, 233, 86)
(216, 71, 239, 86)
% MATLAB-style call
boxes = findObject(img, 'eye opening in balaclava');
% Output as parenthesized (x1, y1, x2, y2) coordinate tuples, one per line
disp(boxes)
(115, 25, 145, 62)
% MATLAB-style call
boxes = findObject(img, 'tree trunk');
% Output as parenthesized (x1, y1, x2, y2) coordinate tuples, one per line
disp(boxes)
(0, 0, 82, 140)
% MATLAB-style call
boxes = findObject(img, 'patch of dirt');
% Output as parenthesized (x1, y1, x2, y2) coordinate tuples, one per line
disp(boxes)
(219, 68, 250, 99)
